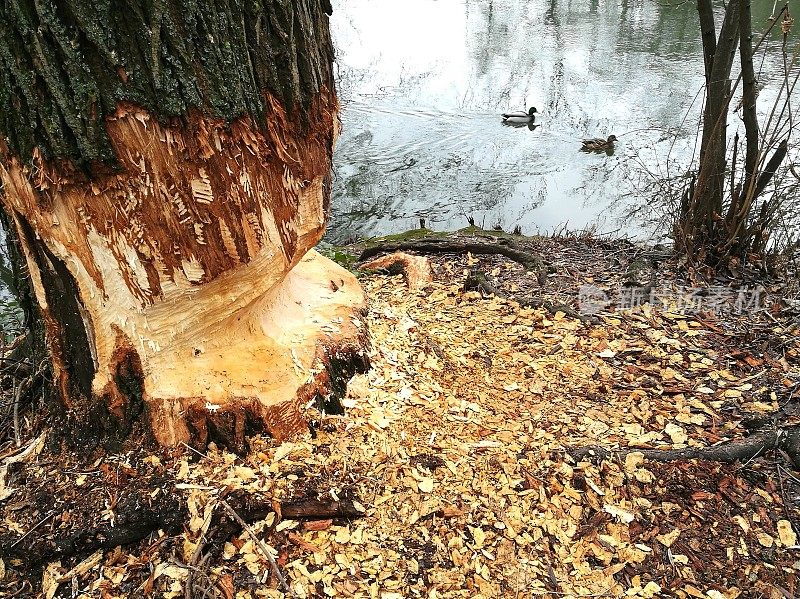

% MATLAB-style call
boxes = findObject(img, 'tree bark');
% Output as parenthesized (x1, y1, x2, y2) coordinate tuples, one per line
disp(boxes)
(0, 0, 368, 450)
(696, 0, 717, 84)
(691, 0, 740, 229)
(736, 0, 760, 214)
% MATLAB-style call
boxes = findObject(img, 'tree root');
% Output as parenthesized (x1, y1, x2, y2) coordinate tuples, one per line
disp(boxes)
(359, 252, 433, 290)
(463, 269, 597, 324)
(1, 485, 365, 570)
(567, 424, 800, 470)
(358, 238, 548, 285)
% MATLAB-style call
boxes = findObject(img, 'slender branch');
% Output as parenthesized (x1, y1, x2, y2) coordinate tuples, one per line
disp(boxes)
(219, 499, 294, 597)
(738, 0, 760, 207)
(754, 139, 789, 199)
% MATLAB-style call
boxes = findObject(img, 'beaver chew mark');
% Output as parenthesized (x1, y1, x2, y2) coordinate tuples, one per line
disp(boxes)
(186, 406, 265, 456)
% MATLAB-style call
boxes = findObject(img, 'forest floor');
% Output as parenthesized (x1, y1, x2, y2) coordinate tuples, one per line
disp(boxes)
(3, 228, 800, 598)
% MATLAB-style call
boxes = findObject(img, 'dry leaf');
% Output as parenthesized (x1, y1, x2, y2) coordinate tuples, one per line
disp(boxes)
(418, 477, 434, 493)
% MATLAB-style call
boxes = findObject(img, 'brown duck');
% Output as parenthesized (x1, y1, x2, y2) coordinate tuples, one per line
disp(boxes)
(581, 135, 617, 152)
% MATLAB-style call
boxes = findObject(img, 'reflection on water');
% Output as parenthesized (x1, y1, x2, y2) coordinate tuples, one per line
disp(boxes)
(327, 0, 793, 243)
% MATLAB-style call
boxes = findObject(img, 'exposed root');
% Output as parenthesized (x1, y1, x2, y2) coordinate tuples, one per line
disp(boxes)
(464, 269, 597, 324)
(568, 424, 800, 470)
(359, 251, 433, 290)
(1, 484, 366, 571)
(358, 238, 548, 285)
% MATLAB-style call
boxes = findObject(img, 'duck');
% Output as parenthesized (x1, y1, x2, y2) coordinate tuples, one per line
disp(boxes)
(581, 135, 618, 152)
(502, 107, 538, 124)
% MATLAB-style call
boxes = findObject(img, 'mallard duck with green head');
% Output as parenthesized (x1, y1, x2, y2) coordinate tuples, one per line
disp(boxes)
(581, 135, 617, 152)
(502, 107, 538, 124)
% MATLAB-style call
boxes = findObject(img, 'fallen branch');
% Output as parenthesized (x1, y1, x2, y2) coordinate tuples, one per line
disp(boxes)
(1, 483, 366, 572)
(568, 424, 800, 470)
(280, 497, 365, 520)
(358, 238, 548, 285)
(12, 374, 35, 447)
(464, 269, 597, 324)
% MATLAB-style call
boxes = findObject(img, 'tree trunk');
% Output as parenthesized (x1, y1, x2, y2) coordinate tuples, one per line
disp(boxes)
(696, 0, 717, 85)
(0, 0, 368, 451)
(691, 0, 740, 229)
(725, 0, 760, 251)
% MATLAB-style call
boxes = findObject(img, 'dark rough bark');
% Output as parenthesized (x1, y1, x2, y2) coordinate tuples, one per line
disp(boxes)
(0, 0, 335, 167)
(691, 0, 740, 227)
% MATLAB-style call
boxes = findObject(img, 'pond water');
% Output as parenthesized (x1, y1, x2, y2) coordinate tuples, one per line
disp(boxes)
(326, 0, 794, 243)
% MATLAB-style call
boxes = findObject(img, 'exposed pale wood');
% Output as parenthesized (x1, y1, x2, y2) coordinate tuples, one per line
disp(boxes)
(360, 252, 433, 290)
(154, 249, 368, 447)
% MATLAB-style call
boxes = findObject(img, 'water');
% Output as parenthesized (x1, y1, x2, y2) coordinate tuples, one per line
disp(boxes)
(326, 0, 796, 243)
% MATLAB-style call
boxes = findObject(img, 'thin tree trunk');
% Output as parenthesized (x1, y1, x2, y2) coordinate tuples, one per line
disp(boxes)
(697, 0, 717, 84)
(681, 0, 740, 258)
(0, 0, 369, 451)
(723, 4, 788, 255)
(737, 0, 760, 216)
(692, 0, 740, 223)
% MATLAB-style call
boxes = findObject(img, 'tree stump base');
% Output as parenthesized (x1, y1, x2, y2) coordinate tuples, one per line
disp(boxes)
(148, 250, 369, 451)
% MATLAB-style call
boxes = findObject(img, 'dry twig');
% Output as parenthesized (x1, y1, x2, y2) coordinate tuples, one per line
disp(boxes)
(219, 499, 294, 597)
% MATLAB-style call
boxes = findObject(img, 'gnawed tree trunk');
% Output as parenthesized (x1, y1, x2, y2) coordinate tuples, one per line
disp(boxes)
(0, 0, 368, 451)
